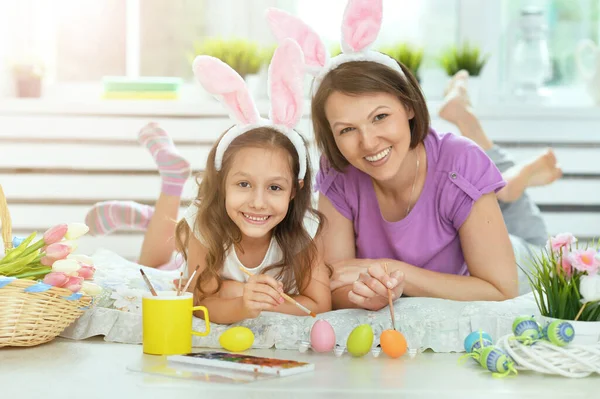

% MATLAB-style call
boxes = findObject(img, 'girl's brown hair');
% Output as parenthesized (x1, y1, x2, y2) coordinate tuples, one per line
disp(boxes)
(175, 127, 326, 299)
(311, 60, 430, 171)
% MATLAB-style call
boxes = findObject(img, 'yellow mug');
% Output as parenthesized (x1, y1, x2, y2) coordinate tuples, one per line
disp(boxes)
(142, 291, 210, 355)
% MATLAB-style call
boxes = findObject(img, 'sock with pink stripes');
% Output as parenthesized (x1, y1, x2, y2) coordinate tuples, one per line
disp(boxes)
(138, 123, 191, 196)
(85, 201, 154, 236)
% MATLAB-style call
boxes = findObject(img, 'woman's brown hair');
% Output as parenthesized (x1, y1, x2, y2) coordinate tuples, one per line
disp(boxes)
(175, 127, 327, 299)
(311, 60, 430, 171)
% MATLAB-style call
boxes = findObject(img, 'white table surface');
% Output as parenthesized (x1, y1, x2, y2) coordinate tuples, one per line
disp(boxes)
(0, 337, 597, 399)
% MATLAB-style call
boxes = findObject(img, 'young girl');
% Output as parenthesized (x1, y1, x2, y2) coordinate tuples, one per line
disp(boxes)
(173, 39, 331, 324)
(267, 0, 561, 310)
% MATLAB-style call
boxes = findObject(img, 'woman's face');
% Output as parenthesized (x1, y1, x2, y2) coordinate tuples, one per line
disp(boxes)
(324, 91, 414, 182)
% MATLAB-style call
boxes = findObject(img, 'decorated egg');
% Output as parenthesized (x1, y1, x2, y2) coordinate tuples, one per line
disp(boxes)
(543, 320, 574, 347)
(346, 324, 373, 357)
(219, 326, 254, 352)
(380, 329, 407, 358)
(310, 320, 336, 352)
(464, 331, 493, 353)
(512, 316, 541, 343)
(478, 346, 517, 377)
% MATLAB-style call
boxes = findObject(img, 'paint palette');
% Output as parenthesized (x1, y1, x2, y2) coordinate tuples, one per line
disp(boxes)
(167, 351, 315, 377)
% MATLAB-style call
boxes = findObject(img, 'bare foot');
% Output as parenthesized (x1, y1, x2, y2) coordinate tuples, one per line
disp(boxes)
(439, 71, 471, 125)
(497, 149, 563, 203)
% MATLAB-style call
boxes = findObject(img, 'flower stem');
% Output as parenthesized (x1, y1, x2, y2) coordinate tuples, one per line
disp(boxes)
(574, 302, 587, 321)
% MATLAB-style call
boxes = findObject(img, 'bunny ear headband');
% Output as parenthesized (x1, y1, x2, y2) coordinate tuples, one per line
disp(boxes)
(192, 38, 307, 179)
(266, 0, 404, 95)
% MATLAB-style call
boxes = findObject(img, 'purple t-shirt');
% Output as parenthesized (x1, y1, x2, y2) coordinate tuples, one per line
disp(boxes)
(315, 129, 506, 276)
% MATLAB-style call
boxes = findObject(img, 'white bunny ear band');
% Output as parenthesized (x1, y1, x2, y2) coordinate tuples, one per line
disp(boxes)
(266, 0, 404, 95)
(192, 38, 307, 179)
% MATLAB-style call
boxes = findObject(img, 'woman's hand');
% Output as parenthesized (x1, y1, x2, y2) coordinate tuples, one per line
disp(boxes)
(334, 260, 405, 311)
(330, 258, 377, 291)
(241, 274, 285, 318)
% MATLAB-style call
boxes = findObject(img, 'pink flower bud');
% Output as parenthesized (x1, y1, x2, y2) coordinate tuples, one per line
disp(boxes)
(42, 224, 68, 245)
(64, 275, 84, 292)
(41, 256, 55, 266)
(43, 272, 70, 287)
(44, 243, 71, 261)
(77, 265, 96, 280)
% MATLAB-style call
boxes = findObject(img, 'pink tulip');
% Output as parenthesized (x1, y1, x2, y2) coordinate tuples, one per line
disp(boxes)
(559, 254, 573, 277)
(43, 272, 70, 287)
(43, 224, 68, 245)
(44, 243, 71, 261)
(64, 275, 84, 292)
(568, 249, 600, 275)
(547, 233, 577, 254)
(41, 256, 55, 266)
(77, 264, 96, 280)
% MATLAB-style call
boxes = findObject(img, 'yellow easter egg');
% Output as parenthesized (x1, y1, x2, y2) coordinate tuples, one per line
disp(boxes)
(219, 326, 254, 352)
(346, 324, 373, 357)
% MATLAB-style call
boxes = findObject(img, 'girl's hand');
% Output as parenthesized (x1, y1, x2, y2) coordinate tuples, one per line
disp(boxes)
(241, 274, 285, 318)
(348, 263, 405, 311)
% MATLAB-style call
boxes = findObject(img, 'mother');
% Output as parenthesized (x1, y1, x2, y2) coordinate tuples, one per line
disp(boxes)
(267, 2, 552, 311)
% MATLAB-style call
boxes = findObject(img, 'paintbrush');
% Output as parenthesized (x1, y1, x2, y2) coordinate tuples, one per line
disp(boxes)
(383, 263, 396, 330)
(239, 267, 316, 317)
(139, 268, 157, 296)
(176, 270, 184, 296)
(181, 264, 201, 294)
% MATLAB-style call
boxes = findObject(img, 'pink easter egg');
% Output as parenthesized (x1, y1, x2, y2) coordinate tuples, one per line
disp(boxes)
(310, 320, 336, 352)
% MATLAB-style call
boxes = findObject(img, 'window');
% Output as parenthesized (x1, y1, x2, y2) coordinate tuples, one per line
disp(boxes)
(501, 0, 600, 86)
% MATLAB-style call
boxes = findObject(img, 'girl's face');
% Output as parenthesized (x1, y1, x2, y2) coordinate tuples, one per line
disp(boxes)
(224, 147, 295, 241)
(324, 91, 415, 183)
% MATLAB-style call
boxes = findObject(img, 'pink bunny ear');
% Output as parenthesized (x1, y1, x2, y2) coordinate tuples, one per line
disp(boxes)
(268, 38, 304, 128)
(192, 56, 260, 125)
(265, 8, 328, 71)
(341, 0, 383, 53)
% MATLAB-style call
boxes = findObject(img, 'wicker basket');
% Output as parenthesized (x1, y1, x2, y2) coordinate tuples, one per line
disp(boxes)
(0, 184, 91, 347)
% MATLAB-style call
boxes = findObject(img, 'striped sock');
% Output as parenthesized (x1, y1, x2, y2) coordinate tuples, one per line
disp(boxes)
(85, 201, 154, 236)
(138, 123, 190, 196)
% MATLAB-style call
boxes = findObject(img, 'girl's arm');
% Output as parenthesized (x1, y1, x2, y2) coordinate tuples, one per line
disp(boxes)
(186, 234, 282, 324)
(317, 194, 362, 310)
(340, 193, 519, 309)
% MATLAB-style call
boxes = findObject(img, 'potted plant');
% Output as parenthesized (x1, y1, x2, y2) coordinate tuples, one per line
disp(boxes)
(438, 43, 488, 103)
(521, 233, 600, 345)
(379, 43, 424, 82)
(12, 60, 44, 98)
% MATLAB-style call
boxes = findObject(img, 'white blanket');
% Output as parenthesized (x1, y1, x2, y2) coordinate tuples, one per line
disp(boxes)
(60, 248, 539, 352)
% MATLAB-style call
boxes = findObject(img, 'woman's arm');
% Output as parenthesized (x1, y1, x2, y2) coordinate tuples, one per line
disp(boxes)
(317, 194, 363, 310)
(346, 193, 518, 307)
(282, 235, 332, 315)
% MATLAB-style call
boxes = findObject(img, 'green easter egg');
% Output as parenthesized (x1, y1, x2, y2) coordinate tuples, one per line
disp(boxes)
(219, 326, 254, 352)
(346, 324, 374, 357)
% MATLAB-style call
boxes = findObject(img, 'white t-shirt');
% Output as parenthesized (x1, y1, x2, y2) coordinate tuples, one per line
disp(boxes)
(183, 204, 318, 288)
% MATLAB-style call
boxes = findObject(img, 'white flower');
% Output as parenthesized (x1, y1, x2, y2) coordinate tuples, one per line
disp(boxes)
(580, 273, 600, 303)
(81, 282, 102, 296)
(110, 287, 145, 313)
(67, 254, 94, 265)
(52, 259, 81, 273)
(65, 222, 89, 240)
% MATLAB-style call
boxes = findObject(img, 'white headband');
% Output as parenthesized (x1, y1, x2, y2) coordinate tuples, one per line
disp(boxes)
(266, 0, 405, 96)
(193, 39, 308, 179)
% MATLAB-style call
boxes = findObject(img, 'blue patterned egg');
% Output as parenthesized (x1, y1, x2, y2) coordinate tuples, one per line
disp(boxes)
(512, 316, 541, 343)
(543, 320, 575, 347)
(478, 346, 517, 376)
(464, 330, 493, 353)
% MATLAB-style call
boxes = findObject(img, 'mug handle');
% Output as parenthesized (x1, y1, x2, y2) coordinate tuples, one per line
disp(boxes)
(575, 39, 597, 81)
(191, 306, 211, 336)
